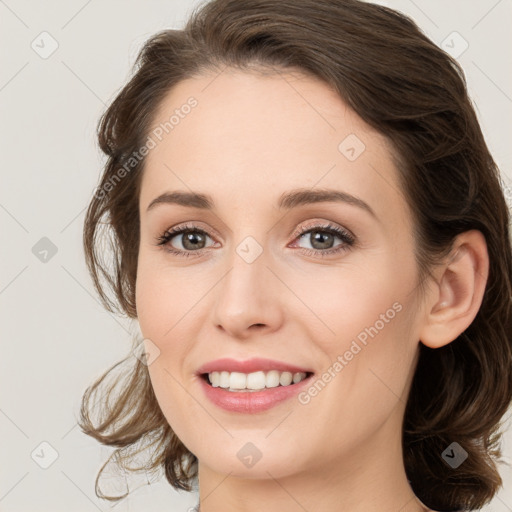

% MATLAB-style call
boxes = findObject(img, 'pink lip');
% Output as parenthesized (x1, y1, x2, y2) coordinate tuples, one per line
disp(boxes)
(198, 374, 313, 413)
(196, 357, 313, 375)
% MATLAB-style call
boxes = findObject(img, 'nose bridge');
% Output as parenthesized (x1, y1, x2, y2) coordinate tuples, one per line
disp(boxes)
(219, 235, 270, 308)
(212, 233, 283, 336)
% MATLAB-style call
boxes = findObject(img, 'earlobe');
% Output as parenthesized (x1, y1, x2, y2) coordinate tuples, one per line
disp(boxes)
(419, 230, 489, 349)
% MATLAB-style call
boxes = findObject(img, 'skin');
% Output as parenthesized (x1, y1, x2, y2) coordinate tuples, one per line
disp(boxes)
(135, 67, 489, 512)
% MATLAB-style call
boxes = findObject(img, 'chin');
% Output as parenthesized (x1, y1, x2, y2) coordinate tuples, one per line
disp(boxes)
(195, 438, 309, 480)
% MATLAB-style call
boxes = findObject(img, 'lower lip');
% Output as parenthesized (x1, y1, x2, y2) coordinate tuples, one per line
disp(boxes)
(198, 375, 313, 413)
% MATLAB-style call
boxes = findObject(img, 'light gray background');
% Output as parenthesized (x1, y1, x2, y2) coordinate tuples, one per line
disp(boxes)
(1, 0, 511, 511)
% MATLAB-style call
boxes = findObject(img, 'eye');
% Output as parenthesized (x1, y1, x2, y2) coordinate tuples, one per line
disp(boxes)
(290, 222, 355, 257)
(155, 221, 356, 258)
(155, 222, 216, 258)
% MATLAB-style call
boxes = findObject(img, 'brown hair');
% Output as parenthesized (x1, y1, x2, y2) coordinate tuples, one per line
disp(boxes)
(79, 0, 512, 509)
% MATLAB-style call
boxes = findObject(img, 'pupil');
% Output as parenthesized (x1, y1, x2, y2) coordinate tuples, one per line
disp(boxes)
(312, 231, 333, 250)
(183, 232, 205, 250)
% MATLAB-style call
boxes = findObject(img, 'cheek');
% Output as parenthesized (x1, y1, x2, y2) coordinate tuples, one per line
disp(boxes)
(303, 255, 419, 413)
(135, 251, 193, 336)
(294, 251, 418, 401)
(135, 254, 206, 388)
(288, 256, 412, 344)
(135, 259, 197, 431)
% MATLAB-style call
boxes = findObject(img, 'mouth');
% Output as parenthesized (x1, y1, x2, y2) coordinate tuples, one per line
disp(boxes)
(195, 357, 315, 412)
(200, 370, 315, 392)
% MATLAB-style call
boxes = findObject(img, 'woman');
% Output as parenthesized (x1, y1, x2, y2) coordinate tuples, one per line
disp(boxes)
(79, 1, 512, 511)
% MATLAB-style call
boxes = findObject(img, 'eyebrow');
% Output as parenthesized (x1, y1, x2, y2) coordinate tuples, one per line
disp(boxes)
(146, 188, 376, 218)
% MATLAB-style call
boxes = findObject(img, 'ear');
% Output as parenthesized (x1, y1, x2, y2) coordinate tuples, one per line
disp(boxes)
(419, 230, 489, 349)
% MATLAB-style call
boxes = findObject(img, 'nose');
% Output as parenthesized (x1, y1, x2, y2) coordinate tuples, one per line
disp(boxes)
(211, 243, 285, 339)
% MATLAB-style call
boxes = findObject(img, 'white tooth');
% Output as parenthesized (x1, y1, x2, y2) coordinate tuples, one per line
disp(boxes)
(209, 370, 308, 391)
(210, 371, 220, 387)
(247, 371, 266, 390)
(219, 371, 230, 388)
(292, 372, 306, 384)
(265, 370, 280, 388)
(279, 371, 293, 386)
(229, 372, 247, 389)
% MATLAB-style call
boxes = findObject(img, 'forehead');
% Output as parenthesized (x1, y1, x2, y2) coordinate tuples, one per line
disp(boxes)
(140, 69, 405, 220)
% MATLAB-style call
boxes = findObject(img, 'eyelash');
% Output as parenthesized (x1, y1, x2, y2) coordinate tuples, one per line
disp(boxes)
(155, 221, 356, 259)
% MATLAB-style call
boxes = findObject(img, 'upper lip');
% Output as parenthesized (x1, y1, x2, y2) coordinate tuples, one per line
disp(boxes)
(196, 357, 313, 375)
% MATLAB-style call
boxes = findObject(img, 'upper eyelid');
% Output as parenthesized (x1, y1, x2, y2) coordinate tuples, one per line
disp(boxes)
(291, 221, 353, 238)
(171, 221, 220, 238)
(166, 220, 346, 233)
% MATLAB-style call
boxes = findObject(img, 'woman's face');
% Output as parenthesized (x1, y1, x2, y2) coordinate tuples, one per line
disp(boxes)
(136, 68, 426, 480)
